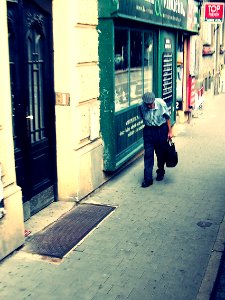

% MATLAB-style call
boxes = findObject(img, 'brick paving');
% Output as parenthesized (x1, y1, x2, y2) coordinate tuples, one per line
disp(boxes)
(0, 91, 225, 300)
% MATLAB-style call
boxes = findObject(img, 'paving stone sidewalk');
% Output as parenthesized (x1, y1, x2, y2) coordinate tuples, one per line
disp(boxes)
(0, 92, 225, 300)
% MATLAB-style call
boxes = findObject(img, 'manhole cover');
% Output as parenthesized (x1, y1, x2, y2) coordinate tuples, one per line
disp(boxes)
(197, 221, 212, 228)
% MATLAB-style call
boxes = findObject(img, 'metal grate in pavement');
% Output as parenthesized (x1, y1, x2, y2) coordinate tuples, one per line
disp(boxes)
(23, 203, 116, 259)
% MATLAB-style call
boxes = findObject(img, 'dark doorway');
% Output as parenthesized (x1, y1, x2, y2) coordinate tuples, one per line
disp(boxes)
(7, 0, 57, 214)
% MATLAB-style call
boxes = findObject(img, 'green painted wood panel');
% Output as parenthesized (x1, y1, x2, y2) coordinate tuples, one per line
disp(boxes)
(158, 30, 177, 124)
(98, 19, 116, 171)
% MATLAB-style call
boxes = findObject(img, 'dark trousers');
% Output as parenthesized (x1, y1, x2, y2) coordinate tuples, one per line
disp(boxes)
(143, 123, 168, 182)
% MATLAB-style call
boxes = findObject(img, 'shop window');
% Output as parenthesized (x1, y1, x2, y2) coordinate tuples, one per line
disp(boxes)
(115, 28, 154, 112)
(144, 32, 153, 94)
(130, 31, 143, 105)
(115, 29, 129, 111)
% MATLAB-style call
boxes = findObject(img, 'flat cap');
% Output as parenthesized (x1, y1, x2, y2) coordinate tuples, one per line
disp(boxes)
(142, 92, 155, 104)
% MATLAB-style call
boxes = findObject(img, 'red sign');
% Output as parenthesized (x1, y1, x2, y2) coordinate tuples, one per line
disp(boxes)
(204, 2, 224, 22)
(187, 76, 195, 111)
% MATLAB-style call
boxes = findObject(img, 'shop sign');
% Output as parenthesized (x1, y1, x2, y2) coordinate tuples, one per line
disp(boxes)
(162, 0, 187, 28)
(115, 108, 144, 155)
(117, 0, 198, 32)
(204, 2, 224, 22)
(118, 115, 144, 139)
(187, 76, 195, 110)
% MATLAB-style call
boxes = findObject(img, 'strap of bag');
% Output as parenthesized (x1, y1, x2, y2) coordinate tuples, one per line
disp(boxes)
(167, 138, 174, 146)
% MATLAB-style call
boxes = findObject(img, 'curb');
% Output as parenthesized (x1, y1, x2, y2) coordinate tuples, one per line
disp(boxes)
(196, 216, 225, 300)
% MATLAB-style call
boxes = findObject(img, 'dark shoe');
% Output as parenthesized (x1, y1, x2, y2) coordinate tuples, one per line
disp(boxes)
(141, 179, 153, 188)
(156, 174, 164, 181)
(156, 169, 165, 181)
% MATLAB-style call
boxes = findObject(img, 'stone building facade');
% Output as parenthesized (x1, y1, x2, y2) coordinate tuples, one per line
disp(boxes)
(0, 0, 107, 260)
(197, 4, 225, 94)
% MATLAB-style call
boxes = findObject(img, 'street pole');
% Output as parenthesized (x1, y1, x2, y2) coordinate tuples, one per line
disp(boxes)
(214, 24, 219, 95)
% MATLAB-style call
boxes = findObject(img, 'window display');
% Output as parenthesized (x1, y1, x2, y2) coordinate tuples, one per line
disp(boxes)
(115, 29, 129, 111)
(130, 31, 142, 105)
(144, 32, 153, 93)
(114, 28, 154, 112)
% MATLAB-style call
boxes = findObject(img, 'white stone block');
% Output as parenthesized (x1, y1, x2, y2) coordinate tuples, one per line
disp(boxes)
(76, 64, 99, 102)
(75, 26, 98, 63)
(75, 0, 98, 25)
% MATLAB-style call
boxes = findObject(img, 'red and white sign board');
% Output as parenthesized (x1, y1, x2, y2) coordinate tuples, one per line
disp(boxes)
(204, 2, 224, 22)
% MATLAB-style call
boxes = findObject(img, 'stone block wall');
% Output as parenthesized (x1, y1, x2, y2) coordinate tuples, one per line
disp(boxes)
(53, 0, 106, 202)
(0, 0, 24, 261)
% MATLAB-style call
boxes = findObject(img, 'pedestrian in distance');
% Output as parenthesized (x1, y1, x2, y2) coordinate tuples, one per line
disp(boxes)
(139, 92, 173, 188)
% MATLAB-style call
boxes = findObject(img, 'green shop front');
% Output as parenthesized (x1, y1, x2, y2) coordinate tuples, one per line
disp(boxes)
(98, 0, 199, 171)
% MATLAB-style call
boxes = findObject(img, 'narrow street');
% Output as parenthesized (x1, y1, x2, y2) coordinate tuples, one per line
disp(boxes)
(0, 90, 225, 300)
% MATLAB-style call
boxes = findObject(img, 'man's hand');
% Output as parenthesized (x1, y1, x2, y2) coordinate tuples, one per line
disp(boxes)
(168, 131, 173, 140)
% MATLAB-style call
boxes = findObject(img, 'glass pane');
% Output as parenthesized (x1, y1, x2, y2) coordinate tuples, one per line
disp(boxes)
(28, 30, 45, 143)
(28, 36, 35, 143)
(36, 35, 45, 140)
(144, 32, 153, 93)
(115, 29, 129, 112)
(130, 31, 143, 105)
(177, 37, 184, 107)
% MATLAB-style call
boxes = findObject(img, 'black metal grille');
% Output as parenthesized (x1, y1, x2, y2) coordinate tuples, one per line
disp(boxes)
(23, 204, 116, 258)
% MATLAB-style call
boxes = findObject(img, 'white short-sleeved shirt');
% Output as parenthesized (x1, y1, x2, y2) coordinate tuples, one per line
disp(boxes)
(139, 98, 170, 126)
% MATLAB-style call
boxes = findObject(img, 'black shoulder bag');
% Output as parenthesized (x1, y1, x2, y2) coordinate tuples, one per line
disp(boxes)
(165, 139, 178, 168)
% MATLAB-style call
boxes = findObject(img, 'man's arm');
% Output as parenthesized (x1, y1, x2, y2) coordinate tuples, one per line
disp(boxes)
(138, 104, 143, 120)
(166, 118, 173, 139)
